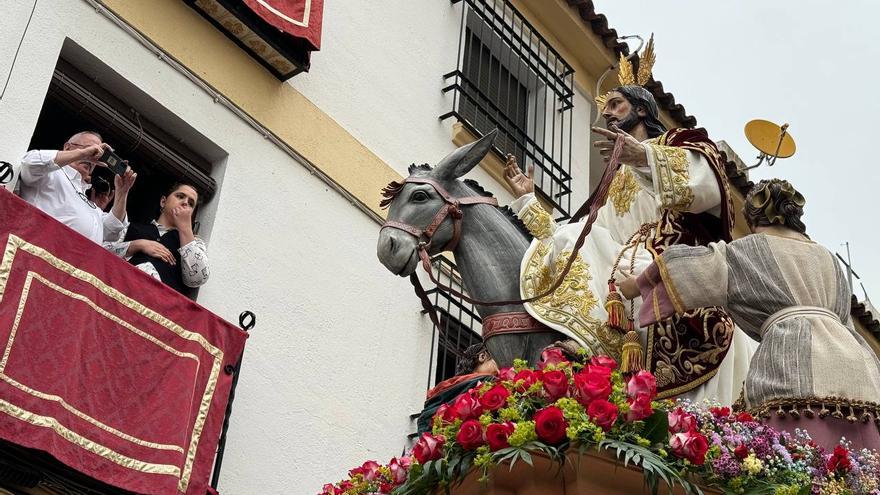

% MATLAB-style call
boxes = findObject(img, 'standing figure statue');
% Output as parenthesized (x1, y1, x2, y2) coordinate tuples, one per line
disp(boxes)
(502, 38, 756, 402)
(619, 179, 880, 451)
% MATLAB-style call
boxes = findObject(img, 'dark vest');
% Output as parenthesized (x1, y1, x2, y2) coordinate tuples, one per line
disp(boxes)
(125, 222, 185, 294)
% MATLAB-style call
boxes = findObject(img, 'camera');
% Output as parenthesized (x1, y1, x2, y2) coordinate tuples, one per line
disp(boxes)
(99, 148, 128, 175)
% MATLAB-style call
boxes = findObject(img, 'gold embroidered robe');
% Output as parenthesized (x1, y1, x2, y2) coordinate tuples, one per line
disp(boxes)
(511, 129, 757, 404)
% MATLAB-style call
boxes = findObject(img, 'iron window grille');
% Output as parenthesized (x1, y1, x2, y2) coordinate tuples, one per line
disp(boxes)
(423, 255, 483, 388)
(442, 0, 575, 218)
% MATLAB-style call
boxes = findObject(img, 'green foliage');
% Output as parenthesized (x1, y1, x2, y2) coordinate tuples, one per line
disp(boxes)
(599, 439, 703, 495)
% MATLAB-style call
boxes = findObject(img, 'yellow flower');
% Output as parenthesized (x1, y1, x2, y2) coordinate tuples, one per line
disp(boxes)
(742, 453, 763, 476)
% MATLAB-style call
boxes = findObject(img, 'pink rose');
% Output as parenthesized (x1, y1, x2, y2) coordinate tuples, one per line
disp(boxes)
(388, 456, 411, 485)
(513, 369, 539, 392)
(320, 483, 341, 495)
(586, 364, 613, 379)
(573, 369, 612, 406)
(670, 430, 709, 465)
(412, 433, 445, 464)
(626, 370, 657, 400)
(538, 347, 569, 369)
(626, 393, 653, 422)
(534, 406, 568, 444)
(541, 370, 570, 401)
(590, 355, 618, 370)
(348, 460, 380, 481)
(456, 419, 485, 450)
(452, 389, 483, 420)
(485, 422, 515, 451)
(498, 367, 516, 381)
(479, 384, 511, 411)
(587, 399, 619, 431)
(667, 407, 696, 433)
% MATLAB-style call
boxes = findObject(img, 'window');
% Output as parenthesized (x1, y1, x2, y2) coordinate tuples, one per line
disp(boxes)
(424, 256, 483, 386)
(442, 0, 575, 218)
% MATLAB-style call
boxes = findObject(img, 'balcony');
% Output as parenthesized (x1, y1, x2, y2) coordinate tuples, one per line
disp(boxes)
(0, 189, 247, 495)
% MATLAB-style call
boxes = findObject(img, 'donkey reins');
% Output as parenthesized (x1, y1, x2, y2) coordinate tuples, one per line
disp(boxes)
(382, 134, 627, 311)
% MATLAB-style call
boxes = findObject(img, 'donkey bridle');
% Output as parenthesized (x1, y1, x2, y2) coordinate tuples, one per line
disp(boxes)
(381, 177, 498, 254)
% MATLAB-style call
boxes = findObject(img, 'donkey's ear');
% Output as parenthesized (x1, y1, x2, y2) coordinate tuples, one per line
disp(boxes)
(434, 129, 498, 180)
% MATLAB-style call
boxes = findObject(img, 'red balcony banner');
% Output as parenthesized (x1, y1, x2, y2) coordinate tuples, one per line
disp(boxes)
(243, 0, 324, 50)
(0, 189, 247, 495)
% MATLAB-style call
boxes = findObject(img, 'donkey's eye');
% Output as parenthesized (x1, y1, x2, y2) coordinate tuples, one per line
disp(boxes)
(411, 191, 430, 202)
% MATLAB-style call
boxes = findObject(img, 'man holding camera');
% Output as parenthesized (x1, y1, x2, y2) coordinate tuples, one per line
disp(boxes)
(18, 131, 136, 244)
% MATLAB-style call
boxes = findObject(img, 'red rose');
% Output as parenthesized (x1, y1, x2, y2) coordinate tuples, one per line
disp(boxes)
(735, 412, 755, 423)
(733, 444, 748, 460)
(379, 482, 393, 494)
(388, 456, 411, 485)
(590, 355, 618, 370)
(456, 419, 485, 450)
(667, 407, 696, 433)
(670, 430, 709, 465)
(586, 364, 613, 378)
(587, 399, 619, 431)
(513, 369, 539, 392)
(542, 370, 570, 401)
(573, 369, 612, 406)
(433, 403, 458, 426)
(827, 445, 852, 473)
(412, 433, 445, 464)
(539, 347, 569, 369)
(534, 406, 568, 444)
(709, 406, 731, 418)
(626, 393, 653, 421)
(348, 460, 380, 481)
(485, 422, 515, 451)
(452, 390, 483, 420)
(480, 384, 511, 411)
(498, 367, 516, 381)
(626, 370, 657, 400)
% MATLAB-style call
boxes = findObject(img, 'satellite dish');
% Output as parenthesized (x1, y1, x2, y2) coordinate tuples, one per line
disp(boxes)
(743, 119, 796, 170)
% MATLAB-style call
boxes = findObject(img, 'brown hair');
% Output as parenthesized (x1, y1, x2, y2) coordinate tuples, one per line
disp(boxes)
(743, 179, 807, 234)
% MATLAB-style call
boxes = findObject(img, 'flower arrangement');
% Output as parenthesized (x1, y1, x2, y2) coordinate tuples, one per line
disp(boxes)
(320, 352, 880, 495)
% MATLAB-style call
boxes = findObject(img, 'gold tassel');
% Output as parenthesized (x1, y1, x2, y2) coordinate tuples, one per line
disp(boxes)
(604, 280, 628, 330)
(619, 330, 643, 373)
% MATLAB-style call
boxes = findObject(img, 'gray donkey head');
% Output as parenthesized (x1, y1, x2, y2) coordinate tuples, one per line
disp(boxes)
(376, 130, 499, 277)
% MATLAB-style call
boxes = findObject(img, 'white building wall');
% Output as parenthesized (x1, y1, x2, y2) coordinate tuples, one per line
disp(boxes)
(0, 1, 437, 492)
(291, 0, 596, 212)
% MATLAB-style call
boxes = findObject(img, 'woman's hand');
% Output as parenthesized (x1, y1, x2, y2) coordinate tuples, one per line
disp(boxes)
(617, 275, 640, 300)
(131, 239, 175, 265)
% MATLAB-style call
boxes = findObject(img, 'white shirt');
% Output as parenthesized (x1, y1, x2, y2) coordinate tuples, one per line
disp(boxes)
(18, 150, 127, 244)
(106, 221, 210, 288)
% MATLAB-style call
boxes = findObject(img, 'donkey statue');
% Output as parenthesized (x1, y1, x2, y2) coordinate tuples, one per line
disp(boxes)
(377, 130, 567, 367)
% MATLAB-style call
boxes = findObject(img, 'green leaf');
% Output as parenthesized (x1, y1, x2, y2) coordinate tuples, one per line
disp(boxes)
(642, 411, 669, 445)
(521, 450, 533, 467)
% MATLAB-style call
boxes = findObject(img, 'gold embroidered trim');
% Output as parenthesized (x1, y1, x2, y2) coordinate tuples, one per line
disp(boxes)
(0, 399, 181, 476)
(0, 234, 225, 491)
(521, 244, 620, 358)
(519, 201, 555, 240)
(608, 167, 640, 216)
(655, 256, 685, 313)
(650, 144, 694, 212)
(3, 273, 188, 453)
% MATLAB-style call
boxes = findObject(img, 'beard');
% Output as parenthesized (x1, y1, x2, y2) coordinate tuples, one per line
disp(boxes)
(606, 108, 641, 133)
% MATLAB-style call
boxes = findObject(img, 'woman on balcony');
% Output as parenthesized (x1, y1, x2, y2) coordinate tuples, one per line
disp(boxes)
(618, 179, 880, 451)
(108, 182, 210, 294)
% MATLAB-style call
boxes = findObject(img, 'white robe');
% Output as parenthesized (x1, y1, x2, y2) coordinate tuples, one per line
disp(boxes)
(511, 138, 757, 405)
